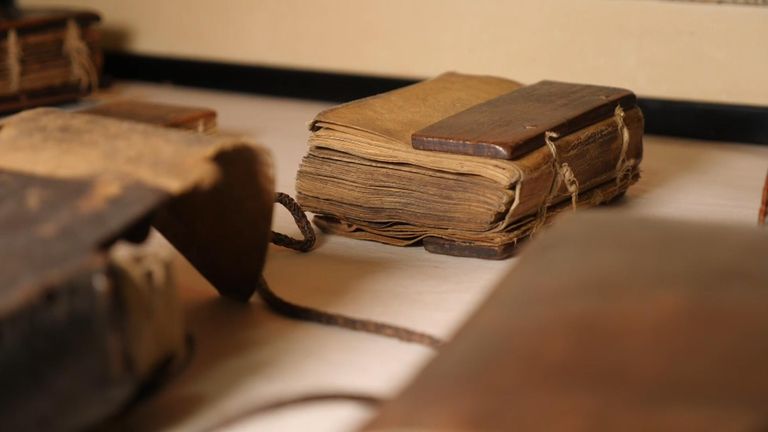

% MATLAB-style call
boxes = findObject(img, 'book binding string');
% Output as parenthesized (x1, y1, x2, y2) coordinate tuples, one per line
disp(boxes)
(64, 19, 99, 91)
(533, 104, 634, 234)
(5, 19, 99, 94)
(5, 29, 21, 93)
(614, 105, 636, 187)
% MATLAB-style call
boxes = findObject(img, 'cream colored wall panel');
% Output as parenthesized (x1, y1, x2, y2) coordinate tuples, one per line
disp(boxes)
(20, 0, 768, 104)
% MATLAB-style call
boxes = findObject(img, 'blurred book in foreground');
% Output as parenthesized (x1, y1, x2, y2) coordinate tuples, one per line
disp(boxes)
(366, 212, 768, 431)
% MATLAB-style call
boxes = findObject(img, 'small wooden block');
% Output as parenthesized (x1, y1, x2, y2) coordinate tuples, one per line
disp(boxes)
(81, 100, 217, 132)
(422, 237, 519, 260)
(412, 80, 636, 159)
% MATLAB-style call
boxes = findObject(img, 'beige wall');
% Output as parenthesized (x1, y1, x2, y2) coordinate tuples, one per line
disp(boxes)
(21, 0, 768, 105)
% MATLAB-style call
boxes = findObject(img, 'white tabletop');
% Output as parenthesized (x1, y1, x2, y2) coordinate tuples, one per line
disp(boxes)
(95, 81, 768, 432)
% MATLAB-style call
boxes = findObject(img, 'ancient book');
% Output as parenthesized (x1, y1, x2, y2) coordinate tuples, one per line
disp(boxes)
(0, 173, 185, 431)
(0, 8, 102, 113)
(296, 73, 643, 258)
(365, 213, 768, 431)
(0, 107, 273, 431)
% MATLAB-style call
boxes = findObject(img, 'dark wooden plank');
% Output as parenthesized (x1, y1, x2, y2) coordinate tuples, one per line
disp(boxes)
(366, 214, 768, 431)
(412, 80, 636, 159)
(421, 236, 519, 259)
(81, 100, 217, 132)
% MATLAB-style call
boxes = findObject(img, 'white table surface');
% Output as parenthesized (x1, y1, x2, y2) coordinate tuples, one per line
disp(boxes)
(90, 81, 768, 432)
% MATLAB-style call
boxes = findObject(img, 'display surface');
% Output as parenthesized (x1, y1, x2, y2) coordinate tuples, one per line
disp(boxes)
(83, 81, 766, 432)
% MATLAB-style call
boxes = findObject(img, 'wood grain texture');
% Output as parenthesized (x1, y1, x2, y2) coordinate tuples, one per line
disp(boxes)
(82, 100, 217, 132)
(421, 236, 521, 259)
(365, 213, 768, 432)
(412, 81, 636, 159)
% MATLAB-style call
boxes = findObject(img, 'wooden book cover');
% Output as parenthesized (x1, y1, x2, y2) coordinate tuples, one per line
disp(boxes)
(82, 100, 217, 133)
(296, 73, 643, 258)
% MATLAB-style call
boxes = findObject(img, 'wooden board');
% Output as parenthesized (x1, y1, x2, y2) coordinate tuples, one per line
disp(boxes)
(411, 80, 636, 159)
(82, 100, 217, 132)
(365, 213, 768, 431)
(421, 236, 520, 260)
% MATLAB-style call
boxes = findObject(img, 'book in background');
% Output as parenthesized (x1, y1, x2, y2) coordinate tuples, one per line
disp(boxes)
(0, 7, 101, 113)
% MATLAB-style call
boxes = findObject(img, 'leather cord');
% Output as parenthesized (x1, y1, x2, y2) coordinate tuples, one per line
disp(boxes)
(271, 192, 316, 252)
(264, 192, 444, 349)
(256, 276, 443, 348)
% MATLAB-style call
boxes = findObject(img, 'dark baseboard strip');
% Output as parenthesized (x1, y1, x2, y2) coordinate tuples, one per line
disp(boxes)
(637, 98, 768, 145)
(104, 52, 768, 145)
(104, 51, 416, 103)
